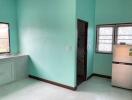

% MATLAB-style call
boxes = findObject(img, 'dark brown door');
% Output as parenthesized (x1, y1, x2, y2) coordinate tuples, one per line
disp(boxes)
(77, 19, 88, 85)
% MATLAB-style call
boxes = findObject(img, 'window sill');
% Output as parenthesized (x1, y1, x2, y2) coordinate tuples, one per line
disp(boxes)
(0, 54, 28, 61)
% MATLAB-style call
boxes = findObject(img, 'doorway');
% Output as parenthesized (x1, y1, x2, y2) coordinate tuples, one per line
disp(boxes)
(77, 19, 88, 86)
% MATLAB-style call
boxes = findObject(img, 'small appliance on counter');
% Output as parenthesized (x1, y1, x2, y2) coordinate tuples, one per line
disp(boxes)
(112, 45, 132, 90)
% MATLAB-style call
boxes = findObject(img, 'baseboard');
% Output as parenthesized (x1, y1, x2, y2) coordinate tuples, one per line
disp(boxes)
(29, 75, 77, 91)
(87, 74, 94, 80)
(112, 85, 132, 91)
(92, 73, 111, 79)
(29, 73, 111, 90)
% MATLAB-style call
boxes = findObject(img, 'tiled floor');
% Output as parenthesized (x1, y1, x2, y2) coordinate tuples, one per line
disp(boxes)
(0, 76, 131, 100)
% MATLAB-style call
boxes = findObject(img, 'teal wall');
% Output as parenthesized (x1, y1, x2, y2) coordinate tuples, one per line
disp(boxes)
(77, 0, 95, 77)
(17, 0, 77, 87)
(0, 0, 19, 54)
(93, 0, 132, 76)
(4, 0, 131, 86)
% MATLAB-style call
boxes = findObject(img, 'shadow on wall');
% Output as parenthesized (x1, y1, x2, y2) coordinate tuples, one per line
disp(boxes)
(28, 57, 40, 76)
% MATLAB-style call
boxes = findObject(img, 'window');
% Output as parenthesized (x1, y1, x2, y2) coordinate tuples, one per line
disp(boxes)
(0, 23, 10, 53)
(117, 25, 132, 45)
(96, 23, 132, 53)
(96, 25, 114, 53)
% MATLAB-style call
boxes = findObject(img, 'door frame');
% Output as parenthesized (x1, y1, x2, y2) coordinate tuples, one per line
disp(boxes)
(76, 19, 88, 86)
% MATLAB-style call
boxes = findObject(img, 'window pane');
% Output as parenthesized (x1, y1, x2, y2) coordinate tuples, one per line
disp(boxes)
(99, 36, 112, 39)
(117, 36, 132, 40)
(117, 40, 132, 45)
(118, 26, 132, 35)
(97, 26, 114, 53)
(0, 39, 9, 52)
(0, 24, 9, 38)
(0, 23, 10, 53)
(117, 26, 132, 45)
(98, 44, 112, 52)
(99, 27, 113, 35)
(99, 40, 112, 44)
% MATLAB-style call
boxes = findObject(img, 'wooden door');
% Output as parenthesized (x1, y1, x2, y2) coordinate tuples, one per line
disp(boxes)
(77, 19, 88, 85)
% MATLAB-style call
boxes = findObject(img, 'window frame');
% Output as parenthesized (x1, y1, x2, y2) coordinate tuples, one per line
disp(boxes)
(96, 23, 132, 54)
(116, 23, 132, 45)
(0, 22, 11, 54)
(96, 24, 116, 54)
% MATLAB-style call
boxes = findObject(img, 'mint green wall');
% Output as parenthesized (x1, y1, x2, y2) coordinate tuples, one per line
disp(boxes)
(77, 0, 95, 77)
(0, 0, 19, 54)
(93, 0, 132, 76)
(17, 0, 77, 87)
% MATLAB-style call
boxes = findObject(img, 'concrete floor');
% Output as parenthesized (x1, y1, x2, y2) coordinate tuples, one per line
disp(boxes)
(0, 76, 131, 100)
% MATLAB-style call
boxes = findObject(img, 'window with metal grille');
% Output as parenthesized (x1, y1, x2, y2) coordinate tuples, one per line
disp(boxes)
(0, 23, 10, 53)
(117, 25, 132, 45)
(96, 25, 114, 53)
(96, 23, 132, 54)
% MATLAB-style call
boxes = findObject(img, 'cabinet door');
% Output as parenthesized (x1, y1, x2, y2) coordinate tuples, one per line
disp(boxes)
(0, 62, 13, 86)
(13, 56, 28, 81)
